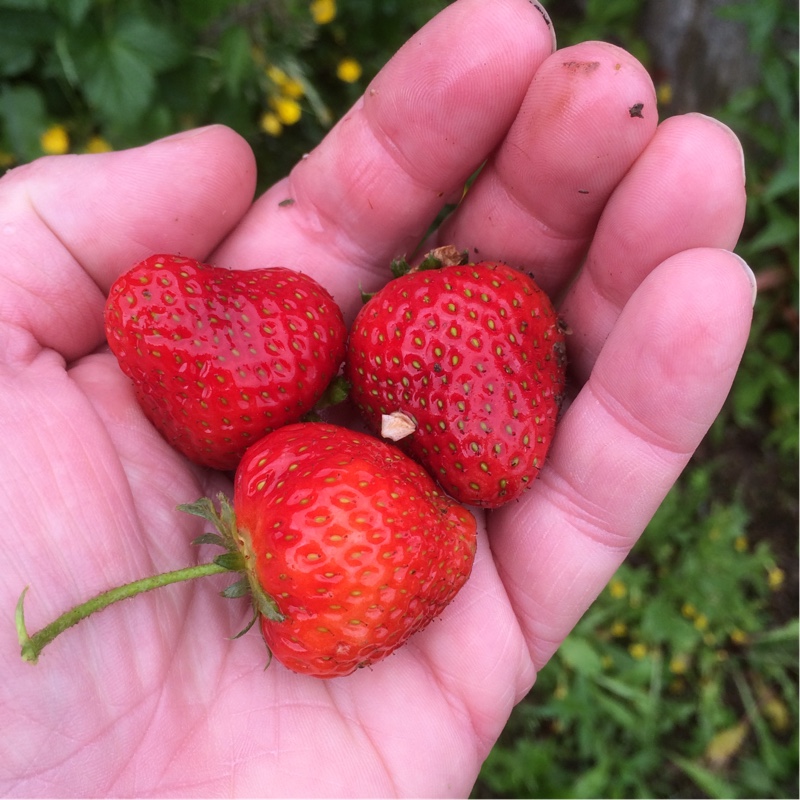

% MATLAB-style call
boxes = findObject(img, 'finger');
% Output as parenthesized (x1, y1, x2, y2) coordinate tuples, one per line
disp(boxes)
(0, 125, 256, 362)
(212, 0, 556, 319)
(430, 40, 658, 297)
(560, 113, 747, 383)
(489, 248, 755, 668)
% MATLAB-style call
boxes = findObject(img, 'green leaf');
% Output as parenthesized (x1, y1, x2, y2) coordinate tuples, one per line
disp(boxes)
(114, 14, 187, 73)
(0, 83, 46, 160)
(558, 635, 603, 676)
(220, 577, 250, 599)
(49, 0, 91, 27)
(191, 532, 227, 548)
(670, 755, 740, 799)
(77, 36, 156, 125)
(213, 551, 245, 572)
(218, 25, 252, 95)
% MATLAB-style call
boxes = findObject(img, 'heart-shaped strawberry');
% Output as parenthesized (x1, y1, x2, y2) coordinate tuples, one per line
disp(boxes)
(105, 254, 347, 470)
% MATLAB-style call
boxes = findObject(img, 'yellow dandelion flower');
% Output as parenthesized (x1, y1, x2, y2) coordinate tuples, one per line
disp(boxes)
(86, 136, 112, 154)
(656, 82, 673, 105)
(681, 602, 697, 619)
(337, 57, 363, 84)
(669, 653, 690, 674)
(608, 578, 627, 599)
(271, 96, 302, 125)
(734, 535, 748, 552)
(310, 0, 336, 25)
(693, 613, 709, 631)
(260, 112, 283, 137)
(610, 621, 627, 638)
(629, 642, 648, 660)
(767, 567, 785, 590)
(40, 124, 69, 155)
(730, 628, 748, 645)
(267, 65, 289, 86)
(282, 78, 305, 99)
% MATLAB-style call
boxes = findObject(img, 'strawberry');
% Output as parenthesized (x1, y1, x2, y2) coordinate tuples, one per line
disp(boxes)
(17, 422, 477, 679)
(104, 254, 347, 470)
(346, 252, 567, 508)
(231, 422, 477, 677)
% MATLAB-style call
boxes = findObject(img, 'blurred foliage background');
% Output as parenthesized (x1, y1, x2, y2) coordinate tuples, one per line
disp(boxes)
(1, 0, 795, 797)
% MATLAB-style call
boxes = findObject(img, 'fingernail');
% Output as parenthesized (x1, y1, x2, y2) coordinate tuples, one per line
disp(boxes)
(529, 0, 557, 51)
(729, 251, 758, 307)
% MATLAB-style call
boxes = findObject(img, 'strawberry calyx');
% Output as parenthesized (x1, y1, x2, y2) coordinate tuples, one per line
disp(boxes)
(361, 245, 470, 303)
(16, 494, 284, 665)
(178, 494, 284, 624)
(389, 244, 469, 278)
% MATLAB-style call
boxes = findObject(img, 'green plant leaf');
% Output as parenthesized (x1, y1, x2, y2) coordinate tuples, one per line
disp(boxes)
(114, 14, 187, 73)
(218, 25, 252, 95)
(670, 755, 739, 799)
(0, 83, 46, 159)
(558, 635, 603, 676)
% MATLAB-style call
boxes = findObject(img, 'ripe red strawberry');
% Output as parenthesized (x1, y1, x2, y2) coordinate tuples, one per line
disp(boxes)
(231, 422, 477, 677)
(346, 254, 567, 508)
(104, 254, 347, 470)
(17, 421, 477, 677)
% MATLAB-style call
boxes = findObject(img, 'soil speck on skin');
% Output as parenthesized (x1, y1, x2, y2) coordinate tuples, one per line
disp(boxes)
(562, 60, 601, 73)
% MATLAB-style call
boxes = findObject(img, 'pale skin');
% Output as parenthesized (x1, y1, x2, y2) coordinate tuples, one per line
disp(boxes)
(0, 0, 755, 795)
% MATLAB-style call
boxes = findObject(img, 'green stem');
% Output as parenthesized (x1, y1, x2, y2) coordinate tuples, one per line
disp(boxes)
(16, 561, 230, 665)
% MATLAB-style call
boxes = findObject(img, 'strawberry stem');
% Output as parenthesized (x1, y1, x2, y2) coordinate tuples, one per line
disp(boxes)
(16, 560, 232, 665)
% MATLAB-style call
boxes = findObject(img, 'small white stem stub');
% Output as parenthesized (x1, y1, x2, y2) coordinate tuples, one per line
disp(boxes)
(381, 411, 417, 441)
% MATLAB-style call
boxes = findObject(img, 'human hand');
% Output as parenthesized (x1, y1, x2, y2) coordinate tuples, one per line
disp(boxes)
(0, 0, 755, 795)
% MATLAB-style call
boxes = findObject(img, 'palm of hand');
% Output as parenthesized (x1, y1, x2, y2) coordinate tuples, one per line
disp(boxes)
(1, 1, 753, 796)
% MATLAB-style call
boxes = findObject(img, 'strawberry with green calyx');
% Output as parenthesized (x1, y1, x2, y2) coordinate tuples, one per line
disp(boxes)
(105, 254, 347, 471)
(346, 249, 567, 508)
(16, 422, 477, 678)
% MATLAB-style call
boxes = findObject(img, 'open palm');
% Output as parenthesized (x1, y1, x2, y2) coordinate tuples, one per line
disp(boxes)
(1, 1, 754, 796)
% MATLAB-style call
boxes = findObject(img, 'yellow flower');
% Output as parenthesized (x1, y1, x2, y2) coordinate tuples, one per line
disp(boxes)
(86, 136, 112, 154)
(608, 578, 626, 599)
(656, 82, 673, 105)
(267, 65, 289, 85)
(730, 628, 749, 645)
(767, 567, 785, 590)
(553, 683, 568, 700)
(0, 150, 15, 168)
(40, 124, 69, 155)
(310, 0, 336, 25)
(337, 57, 363, 84)
(734, 534, 748, 552)
(693, 613, 709, 631)
(267, 66, 305, 99)
(259, 112, 283, 137)
(681, 602, 697, 619)
(629, 642, 648, 660)
(610, 621, 627, 638)
(271, 96, 302, 125)
(282, 78, 305, 99)
(669, 653, 690, 674)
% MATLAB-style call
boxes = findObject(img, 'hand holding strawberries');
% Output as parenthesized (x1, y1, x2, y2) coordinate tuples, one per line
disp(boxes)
(0, 0, 755, 795)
